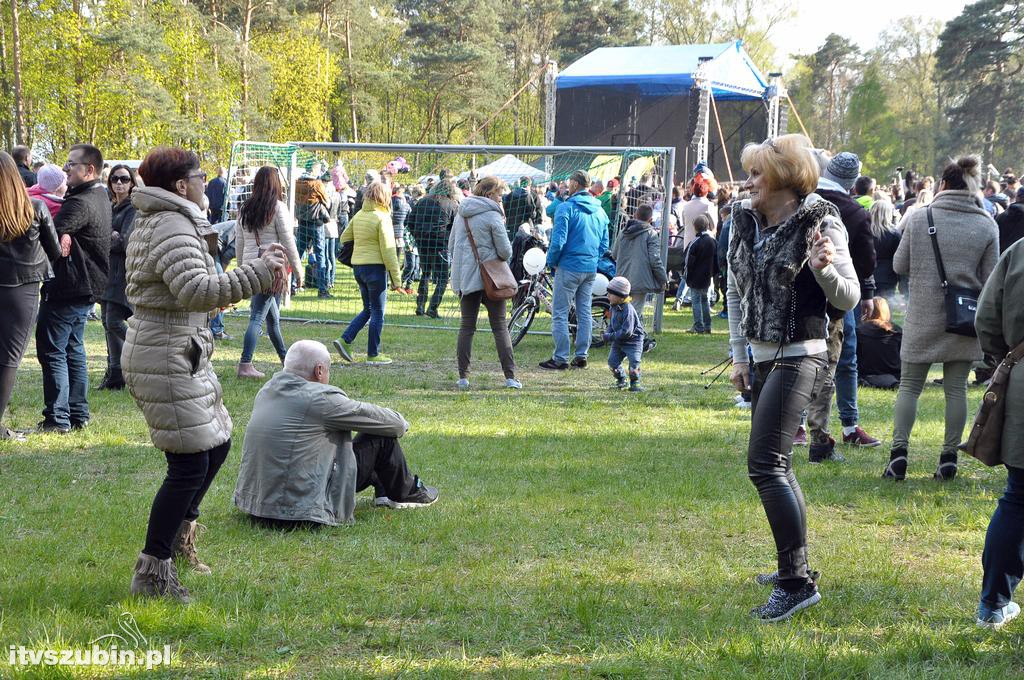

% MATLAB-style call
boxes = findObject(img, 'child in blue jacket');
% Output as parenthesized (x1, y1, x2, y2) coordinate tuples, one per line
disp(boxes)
(602, 276, 646, 392)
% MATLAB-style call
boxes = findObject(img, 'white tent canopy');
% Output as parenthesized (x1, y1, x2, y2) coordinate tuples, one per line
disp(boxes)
(457, 154, 549, 185)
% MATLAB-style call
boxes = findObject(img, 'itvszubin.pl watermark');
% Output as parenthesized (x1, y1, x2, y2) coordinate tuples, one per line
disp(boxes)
(7, 613, 174, 670)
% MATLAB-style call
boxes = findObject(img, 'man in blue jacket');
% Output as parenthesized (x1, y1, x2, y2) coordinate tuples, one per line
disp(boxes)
(540, 169, 609, 370)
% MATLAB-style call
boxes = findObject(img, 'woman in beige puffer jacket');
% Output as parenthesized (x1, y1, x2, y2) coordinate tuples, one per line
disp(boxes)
(123, 147, 288, 603)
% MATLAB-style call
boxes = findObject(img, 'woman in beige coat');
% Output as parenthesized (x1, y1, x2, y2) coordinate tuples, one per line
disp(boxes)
(123, 147, 288, 602)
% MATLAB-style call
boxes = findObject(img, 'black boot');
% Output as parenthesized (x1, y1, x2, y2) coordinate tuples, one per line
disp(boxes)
(934, 451, 958, 481)
(103, 368, 125, 390)
(95, 369, 112, 390)
(883, 447, 908, 481)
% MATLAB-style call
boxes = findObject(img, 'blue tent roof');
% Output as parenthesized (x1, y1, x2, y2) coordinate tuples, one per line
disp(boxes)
(556, 41, 768, 101)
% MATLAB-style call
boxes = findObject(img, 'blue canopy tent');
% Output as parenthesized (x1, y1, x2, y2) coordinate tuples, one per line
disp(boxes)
(554, 41, 770, 180)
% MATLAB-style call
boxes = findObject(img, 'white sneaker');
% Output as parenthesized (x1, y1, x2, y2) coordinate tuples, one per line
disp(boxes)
(456, 378, 470, 390)
(505, 378, 523, 389)
(735, 399, 752, 409)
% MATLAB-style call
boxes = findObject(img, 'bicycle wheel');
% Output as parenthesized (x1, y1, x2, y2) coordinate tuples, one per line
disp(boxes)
(588, 299, 611, 348)
(508, 299, 537, 347)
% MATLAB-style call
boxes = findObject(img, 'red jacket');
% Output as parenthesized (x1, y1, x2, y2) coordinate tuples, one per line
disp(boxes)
(28, 184, 64, 219)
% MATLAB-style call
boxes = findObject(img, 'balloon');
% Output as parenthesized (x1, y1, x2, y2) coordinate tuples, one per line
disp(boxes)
(523, 247, 547, 275)
(592, 273, 609, 296)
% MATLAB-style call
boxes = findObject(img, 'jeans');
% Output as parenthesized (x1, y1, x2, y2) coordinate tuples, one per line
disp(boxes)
(403, 248, 421, 288)
(551, 268, 596, 363)
(343, 264, 387, 357)
(891, 360, 971, 456)
(210, 259, 225, 334)
(143, 440, 231, 559)
(36, 300, 92, 428)
(690, 287, 711, 332)
(608, 339, 643, 374)
(324, 237, 337, 289)
(100, 301, 132, 373)
(981, 466, 1024, 609)
(749, 353, 828, 592)
(241, 293, 287, 363)
(296, 224, 327, 294)
(457, 291, 516, 379)
(834, 309, 859, 426)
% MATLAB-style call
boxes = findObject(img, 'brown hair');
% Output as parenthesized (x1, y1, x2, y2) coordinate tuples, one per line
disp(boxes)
(0, 151, 34, 241)
(940, 155, 982, 194)
(107, 164, 137, 201)
(740, 134, 820, 197)
(693, 214, 712, 234)
(472, 175, 507, 198)
(863, 296, 894, 331)
(138, 146, 200, 193)
(239, 166, 284, 232)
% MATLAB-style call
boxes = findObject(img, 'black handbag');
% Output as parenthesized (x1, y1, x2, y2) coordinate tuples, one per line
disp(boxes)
(926, 207, 979, 338)
(338, 239, 354, 267)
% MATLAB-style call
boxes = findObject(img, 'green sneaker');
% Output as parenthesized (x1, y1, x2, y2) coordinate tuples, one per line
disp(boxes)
(365, 354, 393, 365)
(332, 339, 354, 363)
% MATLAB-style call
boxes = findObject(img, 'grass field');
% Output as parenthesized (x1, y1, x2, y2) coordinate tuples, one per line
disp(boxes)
(0, 299, 1021, 678)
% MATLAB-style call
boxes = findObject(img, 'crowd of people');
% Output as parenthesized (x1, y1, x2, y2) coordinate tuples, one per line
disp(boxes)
(0, 136, 1022, 628)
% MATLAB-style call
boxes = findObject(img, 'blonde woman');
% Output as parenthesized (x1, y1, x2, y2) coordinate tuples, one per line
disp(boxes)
(334, 181, 403, 365)
(727, 134, 860, 621)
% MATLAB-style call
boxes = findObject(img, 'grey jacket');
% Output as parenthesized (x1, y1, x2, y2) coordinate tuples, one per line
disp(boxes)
(447, 195, 513, 296)
(234, 371, 409, 526)
(975, 238, 1024, 468)
(894, 190, 999, 364)
(612, 219, 668, 293)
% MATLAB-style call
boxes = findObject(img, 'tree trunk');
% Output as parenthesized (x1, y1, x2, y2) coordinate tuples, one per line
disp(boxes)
(344, 14, 357, 142)
(10, 0, 26, 144)
(240, 0, 254, 139)
(0, 2, 13, 148)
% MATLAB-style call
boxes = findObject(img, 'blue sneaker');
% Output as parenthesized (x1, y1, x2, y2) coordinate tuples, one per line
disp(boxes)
(977, 601, 1021, 630)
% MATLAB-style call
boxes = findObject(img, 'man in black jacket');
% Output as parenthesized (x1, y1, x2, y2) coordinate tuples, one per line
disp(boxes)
(995, 187, 1024, 255)
(805, 151, 881, 459)
(12, 145, 36, 187)
(35, 144, 111, 433)
(502, 177, 542, 239)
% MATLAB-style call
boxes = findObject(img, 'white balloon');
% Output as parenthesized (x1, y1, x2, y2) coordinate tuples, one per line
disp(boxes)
(522, 247, 547, 275)
(592, 273, 609, 296)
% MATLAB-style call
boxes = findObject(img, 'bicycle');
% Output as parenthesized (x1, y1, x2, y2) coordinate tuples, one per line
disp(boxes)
(507, 271, 610, 348)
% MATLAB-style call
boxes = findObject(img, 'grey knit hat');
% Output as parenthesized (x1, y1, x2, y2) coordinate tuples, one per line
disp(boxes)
(606, 276, 631, 298)
(824, 152, 861, 191)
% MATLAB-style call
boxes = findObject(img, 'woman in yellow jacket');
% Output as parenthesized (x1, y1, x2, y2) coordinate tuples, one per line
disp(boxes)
(334, 181, 403, 365)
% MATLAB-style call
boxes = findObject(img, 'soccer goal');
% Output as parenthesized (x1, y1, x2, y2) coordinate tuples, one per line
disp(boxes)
(222, 142, 675, 335)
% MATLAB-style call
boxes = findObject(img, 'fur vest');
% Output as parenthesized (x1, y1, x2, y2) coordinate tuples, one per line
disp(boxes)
(729, 195, 841, 344)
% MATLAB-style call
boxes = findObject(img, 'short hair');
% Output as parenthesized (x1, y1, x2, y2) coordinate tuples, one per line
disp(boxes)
(693, 214, 712, 234)
(635, 204, 654, 222)
(940, 155, 982, 194)
(854, 176, 875, 196)
(69, 144, 104, 175)
(11, 145, 30, 164)
(690, 177, 710, 198)
(740, 134, 820, 197)
(985, 179, 1001, 194)
(473, 175, 508, 197)
(138, 146, 199, 193)
(283, 340, 330, 377)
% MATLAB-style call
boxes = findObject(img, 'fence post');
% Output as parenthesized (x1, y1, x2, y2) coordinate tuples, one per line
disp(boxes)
(654, 146, 675, 334)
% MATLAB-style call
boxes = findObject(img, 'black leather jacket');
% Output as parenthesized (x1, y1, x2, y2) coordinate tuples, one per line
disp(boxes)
(0, 199, 60, 286)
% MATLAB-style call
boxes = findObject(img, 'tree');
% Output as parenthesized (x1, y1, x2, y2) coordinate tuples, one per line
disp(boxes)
(845, 62, 899, 177)
(552, 0, 643, 65)
(786, 34, 860, 150)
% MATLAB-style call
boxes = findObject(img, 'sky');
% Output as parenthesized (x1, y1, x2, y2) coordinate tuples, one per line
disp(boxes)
(769, 0, 967, 60)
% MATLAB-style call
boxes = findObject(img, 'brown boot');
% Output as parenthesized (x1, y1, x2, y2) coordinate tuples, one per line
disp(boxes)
(236, 362, 265, 379)
(173, 520, 212, 575)
(130, 552, 190, 603)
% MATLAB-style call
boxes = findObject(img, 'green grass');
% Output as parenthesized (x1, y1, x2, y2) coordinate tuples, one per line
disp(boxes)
(1, 303, 1022, 678)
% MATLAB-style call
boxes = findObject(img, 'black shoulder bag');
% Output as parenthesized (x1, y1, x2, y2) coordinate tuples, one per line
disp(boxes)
(926, 206, 980, 337)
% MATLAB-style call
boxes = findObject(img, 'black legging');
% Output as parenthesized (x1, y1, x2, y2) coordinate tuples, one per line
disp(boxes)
(143, 440, 231, 559)
(748, 353, 827, 591)
(101, 301, 132, 372)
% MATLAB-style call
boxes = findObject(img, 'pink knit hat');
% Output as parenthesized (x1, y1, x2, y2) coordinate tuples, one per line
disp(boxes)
(37, 164, 66, 193)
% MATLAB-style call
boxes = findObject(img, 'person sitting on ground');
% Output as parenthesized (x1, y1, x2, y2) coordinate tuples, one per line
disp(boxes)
(234, 340, 438, 527)
(602, 276, 646, 392)
(856, 296, 903, 389)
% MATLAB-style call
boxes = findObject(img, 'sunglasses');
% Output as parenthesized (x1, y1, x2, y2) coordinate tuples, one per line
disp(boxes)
(111, 175, 132, 184)
(187, 171, 207, 182)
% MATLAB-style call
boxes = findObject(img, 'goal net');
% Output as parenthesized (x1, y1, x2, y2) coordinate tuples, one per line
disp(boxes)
(221, 142, 675, 338)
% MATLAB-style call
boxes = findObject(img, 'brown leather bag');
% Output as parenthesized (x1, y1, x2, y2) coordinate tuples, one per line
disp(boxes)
(959, 340, 1024, 466)
(463, 217, 517, 300)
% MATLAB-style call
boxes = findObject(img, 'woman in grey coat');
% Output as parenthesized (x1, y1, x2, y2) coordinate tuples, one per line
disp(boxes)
(447, 176, 520, 389)
(975, 237, 1024, 629)
(884, 156, 999, 482)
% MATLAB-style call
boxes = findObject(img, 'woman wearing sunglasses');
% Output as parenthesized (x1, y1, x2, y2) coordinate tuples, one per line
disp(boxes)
(96, 165, 137, 390)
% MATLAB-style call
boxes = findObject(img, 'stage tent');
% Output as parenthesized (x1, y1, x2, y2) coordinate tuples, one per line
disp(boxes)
(554, 41, 770, 180)
(458, 154, 549, 185)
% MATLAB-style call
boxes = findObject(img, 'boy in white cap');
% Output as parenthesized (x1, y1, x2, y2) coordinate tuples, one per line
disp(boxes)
(602, 276, 646, 392)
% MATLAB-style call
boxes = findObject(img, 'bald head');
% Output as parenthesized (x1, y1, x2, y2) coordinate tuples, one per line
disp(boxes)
(284, 340, 332, 382)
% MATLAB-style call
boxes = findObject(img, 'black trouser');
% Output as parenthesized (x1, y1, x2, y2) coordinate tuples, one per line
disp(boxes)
(457, 291, 517, 380)
(749, 353, 827, 591)
(101, 301, 132, 373)
(143, 440, 231, 559)
(353, 433, 418, 500)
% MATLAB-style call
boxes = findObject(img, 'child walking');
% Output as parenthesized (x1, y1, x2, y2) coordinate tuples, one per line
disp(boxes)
(684, 213, 717, 334)
(602, 276, 646, 392)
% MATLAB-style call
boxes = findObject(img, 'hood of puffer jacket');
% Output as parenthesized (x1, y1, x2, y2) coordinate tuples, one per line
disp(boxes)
(566, 190, 602, 214)
(132, 186, 217, 252)
(621, 218, 654, 240)
(458, 195, 502, 219)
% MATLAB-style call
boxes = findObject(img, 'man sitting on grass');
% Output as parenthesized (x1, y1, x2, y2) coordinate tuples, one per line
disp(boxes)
(234, 340, 438, 527)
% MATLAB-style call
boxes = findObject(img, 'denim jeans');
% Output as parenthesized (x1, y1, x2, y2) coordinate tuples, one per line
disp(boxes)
(749, 353, 828, 591)
(241, 293, 287, 363)
(608, 339, 643, 373)
(343, 264, 388, 357)
(690, 287, 711, 332)
(551, 268, 595, 363)
(403, 248, 421, 288)
(981, 466, 1024, 609)
(36, 300, 92, 428)
(296, 224, 327, 294)
(323, 237, 337, 289)
(834, 308, 859, 427)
